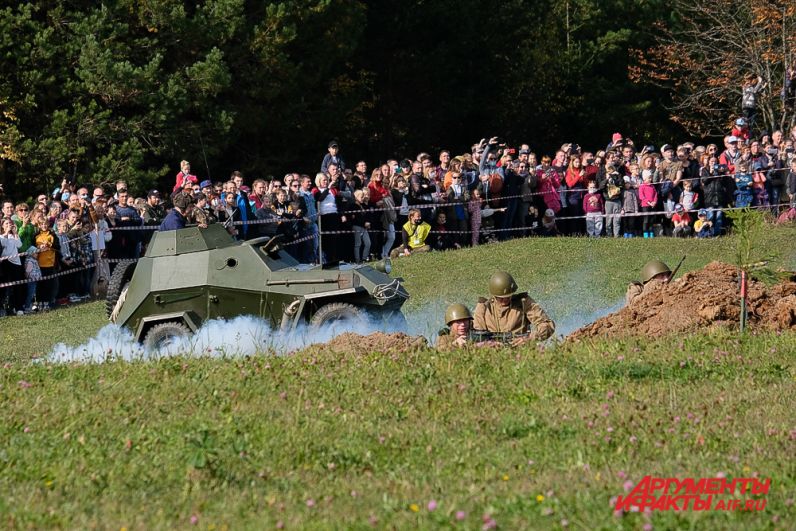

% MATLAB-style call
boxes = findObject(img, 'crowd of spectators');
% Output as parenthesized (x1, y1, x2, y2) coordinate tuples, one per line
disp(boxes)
(2, 125, 796, 318)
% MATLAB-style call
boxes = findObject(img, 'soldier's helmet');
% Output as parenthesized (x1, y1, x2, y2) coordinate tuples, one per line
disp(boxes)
(488, 271, 519, 297)
(641, 260, 671, 283)
(445, 303, 473, 326)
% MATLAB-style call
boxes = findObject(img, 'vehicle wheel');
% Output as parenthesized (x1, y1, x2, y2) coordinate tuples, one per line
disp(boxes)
(106, 260, 136, 319)
(310, 302, 366, 329)
(143, 322, 192, 351)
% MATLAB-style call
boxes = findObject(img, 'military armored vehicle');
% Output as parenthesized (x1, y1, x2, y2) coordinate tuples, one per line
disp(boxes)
(107, 224, 409, 350)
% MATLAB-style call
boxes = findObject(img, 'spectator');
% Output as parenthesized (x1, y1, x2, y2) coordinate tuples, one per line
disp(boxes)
(173, 160, 197, 193)
(621, 175, 640, 237)
(390, 208, 431, 259)
(602, 168, 624, 238)
(787, 159, 796, 209)
(89, 204, 112, 298)
(160, 194, 191, 231)
(680, 179, 699, 212)
(536, 156, 561, 215)
(34, 216, 59, 311)
(467, 187, 483, 246)
(694, 209, 713, 238)
(582, 182, 604, 237)
(321, 140, 346, 173)
(430, 211, 458, 251)
(350, 189, 372, 263)
(312, 172, 346, 264)
(719, 136, 741, 174)
(741, 74, 765, 127)
(537, 208, 560, 237)
(671, 204, 692, 237)
(639, 171, 658, 238)
(0, 217, 24, 316)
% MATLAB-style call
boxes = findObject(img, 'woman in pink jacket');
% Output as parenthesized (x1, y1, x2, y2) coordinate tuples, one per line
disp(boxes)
(536, 155, 562, 214)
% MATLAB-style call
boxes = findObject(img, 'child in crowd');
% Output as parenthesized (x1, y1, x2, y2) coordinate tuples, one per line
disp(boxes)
(467, 187, 483, 246)
(582, 182, 604, 237)
(621, 175, 640, 237)
(694, 209, 713, 238)
(671, 204, 693, 237)
(430, 211, 458, 251)
(638, 172, 658, 238)
(680, 178, 699, 212)
(35, 217, 59, 310)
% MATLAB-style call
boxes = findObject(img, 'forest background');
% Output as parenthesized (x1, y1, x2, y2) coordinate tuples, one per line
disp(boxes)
(0, 0, 794, 195)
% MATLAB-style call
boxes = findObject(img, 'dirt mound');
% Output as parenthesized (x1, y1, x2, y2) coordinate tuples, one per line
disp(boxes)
(570, 261, 796, 340)
(298, 332, 428, 355)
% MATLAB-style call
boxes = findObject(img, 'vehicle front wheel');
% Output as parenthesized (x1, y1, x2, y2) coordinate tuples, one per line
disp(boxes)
(143, 322, 192, 351)
(309, 302, 366, 330)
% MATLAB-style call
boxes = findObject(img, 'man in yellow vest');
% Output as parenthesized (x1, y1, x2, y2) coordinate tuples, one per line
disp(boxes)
(473, 271, 555, 346)
(390, 208, 431, 258)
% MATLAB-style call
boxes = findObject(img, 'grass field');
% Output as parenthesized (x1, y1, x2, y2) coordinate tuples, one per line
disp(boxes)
(1, 228, 795, 528)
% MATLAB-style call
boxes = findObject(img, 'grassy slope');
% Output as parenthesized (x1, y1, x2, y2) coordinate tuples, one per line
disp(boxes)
(2, 334, 794, 529)
(1, 228, 795, 528)
(2, 225, 795, 360)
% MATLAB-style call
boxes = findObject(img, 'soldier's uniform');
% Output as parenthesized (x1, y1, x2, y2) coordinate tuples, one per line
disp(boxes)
(142, 203, 166, 226)
(626, 260, 672, 306)
(437, 332, 467, 352)
(189, 205, 217, 227)
(473, 293, 555, 340)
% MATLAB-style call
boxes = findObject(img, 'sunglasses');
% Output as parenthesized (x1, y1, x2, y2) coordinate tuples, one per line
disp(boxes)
(17, 208, 29, 212)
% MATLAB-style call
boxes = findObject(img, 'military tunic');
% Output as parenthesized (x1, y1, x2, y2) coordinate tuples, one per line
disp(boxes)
(472, 292, 555, 340)
(625, 278, 667, 306)
(436, 332, 469, 351)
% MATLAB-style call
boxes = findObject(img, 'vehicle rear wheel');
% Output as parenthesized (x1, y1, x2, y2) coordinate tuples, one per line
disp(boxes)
(310, 302, 366, 329)
(106, 260, 136, 319)
(143, 322, 192, 351)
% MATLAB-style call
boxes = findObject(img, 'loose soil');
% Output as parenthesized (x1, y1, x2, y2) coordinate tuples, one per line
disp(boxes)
(570, 261, 796, 340)
(299, 332, 428, 355)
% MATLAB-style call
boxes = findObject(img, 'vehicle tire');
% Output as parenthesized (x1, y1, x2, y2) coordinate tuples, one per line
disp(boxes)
(143, 321, 192, 351)
(106, 260, 136, 319)
(310, 302, 366, 329)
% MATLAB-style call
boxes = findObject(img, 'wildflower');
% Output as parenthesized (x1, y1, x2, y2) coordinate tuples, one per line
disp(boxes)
(643, 524, 653, 531)
(427, 500, 437, 511)
(502, 474, 509, 481)
(306, 499, 316, 508)
(606, 391, 615, 399)
(560, 519, 569, 527)
(616, 471, 626, 480)
(536, 494, 545, 502)
(455, 511, 466, 521)
(542, 507, 554, 516)
(368, 514, 378, 526)
(23, 426, 30, 433)
(190, 515, 199, 525)
(616, 355, 625, 361)
(629, 435, 638, 444)
(18, 380, 32, 389)
(409, 504, 419, 513)
(350, 490, 357, 497)
(276, 521, 284, 529)
(623, 480, 635, 492)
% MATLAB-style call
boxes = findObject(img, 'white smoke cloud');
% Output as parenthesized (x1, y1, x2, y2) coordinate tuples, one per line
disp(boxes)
(47, 311, 422, 364)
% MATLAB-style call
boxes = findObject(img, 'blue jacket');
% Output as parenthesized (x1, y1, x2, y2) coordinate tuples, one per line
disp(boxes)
(159, 209, 186, 231)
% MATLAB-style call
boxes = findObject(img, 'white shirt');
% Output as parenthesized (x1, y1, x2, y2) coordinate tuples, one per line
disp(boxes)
(0, 234, 23, 266)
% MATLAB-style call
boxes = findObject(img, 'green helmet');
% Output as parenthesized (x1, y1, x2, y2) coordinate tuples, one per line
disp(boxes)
(489, 271, 518, 297)
(445, 303, 473, 326)
(641, 260, 671, 283)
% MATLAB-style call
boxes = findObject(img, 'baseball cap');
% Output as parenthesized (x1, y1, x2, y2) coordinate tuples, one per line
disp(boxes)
(698, 208, 707, 217)
(728, 135, 739, 143)
(735, 118, 746, 126)
(147, 189, 161, 198)
(612, 132, 623, 144)
(661, 144, 674, 152)
(675, 203, 684, 212)
(544, 208, 555, 218)
(200, 180, 212, 189)
(519, 149, 530, 155)
(328, 140, 339, 149)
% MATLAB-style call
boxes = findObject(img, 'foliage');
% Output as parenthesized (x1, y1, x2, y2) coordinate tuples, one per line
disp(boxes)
(0, 0, 684, 198)
(630, 0, 796, 135)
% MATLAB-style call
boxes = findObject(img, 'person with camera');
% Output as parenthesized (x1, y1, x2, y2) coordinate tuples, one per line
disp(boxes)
(0, 216, 25, 316)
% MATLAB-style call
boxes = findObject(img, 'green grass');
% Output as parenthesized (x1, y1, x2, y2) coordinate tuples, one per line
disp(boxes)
(1, 228, 795, 528)
(2, 333, 794, 528)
